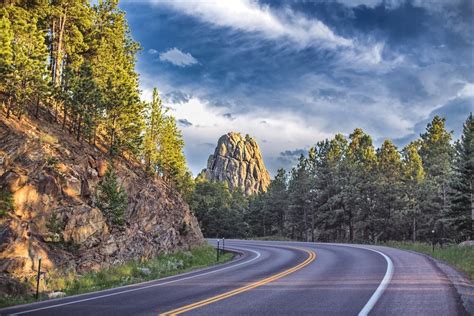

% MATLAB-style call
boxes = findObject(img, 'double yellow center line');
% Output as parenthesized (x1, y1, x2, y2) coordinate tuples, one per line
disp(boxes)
(160, 247, 316, 315)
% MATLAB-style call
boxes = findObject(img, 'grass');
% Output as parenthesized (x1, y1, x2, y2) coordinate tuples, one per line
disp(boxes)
(0, 245, 233, 308)
(385, 241, 474, 280)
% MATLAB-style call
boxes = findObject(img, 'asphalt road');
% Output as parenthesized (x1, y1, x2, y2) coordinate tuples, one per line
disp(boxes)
(0, 240, 468, 315)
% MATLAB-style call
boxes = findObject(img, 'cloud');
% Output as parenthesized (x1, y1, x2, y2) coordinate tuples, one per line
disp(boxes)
(159, 48, 198, 67)
(166, 96, 331, 175)
(149, 0, 352, 49)
(164, 90, 192, 104)
(148, 48, 158, 54)
(178, 119, 193, 127)
(223, 113, 235, 120)
(278, 148, 309, 167)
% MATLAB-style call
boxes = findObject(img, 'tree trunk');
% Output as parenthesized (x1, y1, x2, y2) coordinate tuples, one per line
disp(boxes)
(62, 103, 67, 129)
(35, 97, 40, 118)
(76, 115, 82, 142)
(53, 13, 67, 88)
(6, 97, 12, 119)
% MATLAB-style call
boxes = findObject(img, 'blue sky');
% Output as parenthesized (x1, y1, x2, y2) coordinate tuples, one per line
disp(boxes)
(120, 0, 473, 176)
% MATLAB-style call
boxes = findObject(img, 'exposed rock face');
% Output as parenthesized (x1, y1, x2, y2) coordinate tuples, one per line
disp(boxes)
(205, 132, 270, 195)
(0, 114, 204, 293)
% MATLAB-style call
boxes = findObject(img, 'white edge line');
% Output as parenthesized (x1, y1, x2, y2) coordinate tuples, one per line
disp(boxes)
(356, 247, 393, 316)
(329, 244, 393, 316)
(6, 245, 261, 315)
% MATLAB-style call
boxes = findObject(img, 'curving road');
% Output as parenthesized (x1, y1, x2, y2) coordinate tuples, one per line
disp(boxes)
(0, 240, 468, 315)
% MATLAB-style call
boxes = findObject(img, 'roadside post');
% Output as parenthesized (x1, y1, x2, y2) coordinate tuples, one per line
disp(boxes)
(431, 230, 435, 252)
(217, 239, 220, 262)
(36, 256, 42, 300)
(222, 238, 225, 253)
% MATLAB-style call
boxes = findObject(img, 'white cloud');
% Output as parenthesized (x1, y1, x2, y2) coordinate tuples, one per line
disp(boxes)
(148, 48, 158, 54)
(166, 97, 331, 175)
(149, 0, 352, 49)
(159, 48, 198, 67)
(457, 82, 474, 98)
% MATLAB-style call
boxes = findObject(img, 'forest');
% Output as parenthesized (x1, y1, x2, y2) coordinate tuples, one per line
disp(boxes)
(191, 114, 473, 244)
(0, 0, 192, 195)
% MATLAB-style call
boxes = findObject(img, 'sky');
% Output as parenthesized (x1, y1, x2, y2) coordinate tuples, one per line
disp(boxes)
(120, 0, 474, 177)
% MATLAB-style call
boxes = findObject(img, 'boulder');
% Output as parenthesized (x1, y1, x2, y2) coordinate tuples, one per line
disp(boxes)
(458, 240, 474, 247)
(138, 267, 151, 276)
(97, 160, 108, 177)
(0, 170, 28, 193)
(38, 173, 60, 197)
(63, 206, 108, 245)
(205, 132, 270, 195)
(48, 291, 66, 299)
(63, 176, 81, 197)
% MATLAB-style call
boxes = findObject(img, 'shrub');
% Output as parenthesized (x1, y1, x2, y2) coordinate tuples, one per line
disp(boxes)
(96, 167, 128, 227)
(0, 189, 14, 217)
(46, 211, 64, 242)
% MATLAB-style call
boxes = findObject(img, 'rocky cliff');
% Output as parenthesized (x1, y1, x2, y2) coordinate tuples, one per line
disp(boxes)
(205, 132, 270, 195)
(0, 114, 204, 294)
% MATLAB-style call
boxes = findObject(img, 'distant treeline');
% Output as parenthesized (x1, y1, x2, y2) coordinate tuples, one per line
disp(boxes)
(191, 115, 473, 243)
(0, 1, 191, 192)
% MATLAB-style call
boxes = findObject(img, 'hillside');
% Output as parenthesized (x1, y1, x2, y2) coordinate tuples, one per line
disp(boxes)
(0, 113, 204, 295)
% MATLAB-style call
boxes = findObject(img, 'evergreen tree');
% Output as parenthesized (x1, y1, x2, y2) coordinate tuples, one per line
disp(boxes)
(143, 88, 165, 173)
(288, 155, 311, 240)
(96, 167, 128, 227)
(419, 116, 454, 238)
(0, 6, 49, 119)
(447, 113, 473, 240)
(402, 141, 425, 242)
(91, 0, 143, 156)
(188, 181, 246, 238)
(263, 168, 289, 236)
(345, 128, 377, 241)
(374, 139, 402, 241)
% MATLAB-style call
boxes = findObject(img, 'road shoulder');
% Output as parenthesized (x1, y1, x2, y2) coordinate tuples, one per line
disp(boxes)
(402, 248, 473, 315)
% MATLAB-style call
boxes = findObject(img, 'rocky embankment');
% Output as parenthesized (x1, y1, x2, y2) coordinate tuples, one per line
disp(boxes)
(0, 114, 203, 295)
(205, 132, 270, 195)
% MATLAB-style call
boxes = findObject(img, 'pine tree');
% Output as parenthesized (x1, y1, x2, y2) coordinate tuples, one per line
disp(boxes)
(0, 6, 49, 119)
(374, 139, 402, 241)
(96, 167, 128, 227)
(419, 116, 454, 239)
(345, 128, 377, 241)
(91, 0, 143, 156)
(448, 113, 473, 240)
(143, 88, 165, 173)
(263, 168, 289, 237)
(402, 141, 425, 242)
(288, 155, 311, 241)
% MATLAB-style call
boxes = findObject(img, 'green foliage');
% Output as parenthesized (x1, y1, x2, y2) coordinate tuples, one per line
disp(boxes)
(0, 6, 49, 118)
(96, 167, 128, 227)
(0, 189, 14, 217)
(1, 1, 194, 204)
(447, 113, 473, 240)
(142, 88, 192, 196)
(212, 114, 469, 245)
(46, 212, 64, 237)
(188, 181, 247, 238)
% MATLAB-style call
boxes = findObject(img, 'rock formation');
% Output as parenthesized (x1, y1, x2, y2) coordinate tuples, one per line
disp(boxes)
(0, 114, 204, 294)
(205, 132, 270, 195)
